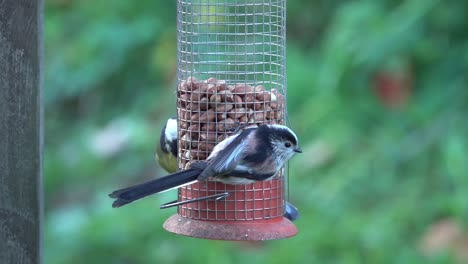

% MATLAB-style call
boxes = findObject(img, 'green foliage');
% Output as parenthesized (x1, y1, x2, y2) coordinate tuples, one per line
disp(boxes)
(45, 0, 468, 263)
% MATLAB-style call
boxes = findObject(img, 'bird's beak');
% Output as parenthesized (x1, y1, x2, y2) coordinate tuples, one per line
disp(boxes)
(294, 147, 302, 153)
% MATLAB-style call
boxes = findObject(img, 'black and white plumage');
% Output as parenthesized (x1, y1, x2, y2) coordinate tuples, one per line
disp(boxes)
(195, 124, 301, 184)
(109, 124, 302, 208)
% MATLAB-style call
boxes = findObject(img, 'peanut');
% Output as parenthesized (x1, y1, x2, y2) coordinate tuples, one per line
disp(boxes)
(177, 77, 287, 162)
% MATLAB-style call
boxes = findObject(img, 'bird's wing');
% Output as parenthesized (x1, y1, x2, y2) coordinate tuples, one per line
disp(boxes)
(197, 128, 254, 180)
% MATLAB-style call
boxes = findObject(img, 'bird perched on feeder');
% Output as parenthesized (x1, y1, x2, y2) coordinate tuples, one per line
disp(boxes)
(154, 117, 300, 221)
(155, 117, 178, 174)
(110, 123, 302, 209)
(155, 117, 300, 221)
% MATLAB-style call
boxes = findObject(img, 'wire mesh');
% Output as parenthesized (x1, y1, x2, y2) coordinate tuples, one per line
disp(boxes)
(176, 0, 287, 221)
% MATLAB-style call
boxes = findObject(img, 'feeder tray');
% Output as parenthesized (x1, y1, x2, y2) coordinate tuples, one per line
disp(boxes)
(163, 0, 296, 241)
(164, 180, 297, 240)
(164, 215, 296, 241)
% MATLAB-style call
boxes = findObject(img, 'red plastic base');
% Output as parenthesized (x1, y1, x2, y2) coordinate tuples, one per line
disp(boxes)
(163, 214, 298, 241)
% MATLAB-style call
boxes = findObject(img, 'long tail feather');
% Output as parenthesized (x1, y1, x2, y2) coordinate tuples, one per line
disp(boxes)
(109, 169, 201, 208)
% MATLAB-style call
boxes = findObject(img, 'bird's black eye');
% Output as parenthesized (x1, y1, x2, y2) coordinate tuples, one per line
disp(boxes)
(284, 142, 291, 148)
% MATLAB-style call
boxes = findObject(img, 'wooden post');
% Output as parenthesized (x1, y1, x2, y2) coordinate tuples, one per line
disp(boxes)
(0, 0, 43, 263)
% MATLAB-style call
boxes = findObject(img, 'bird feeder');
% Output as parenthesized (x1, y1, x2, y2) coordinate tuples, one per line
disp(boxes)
(163, 0, 297, 240)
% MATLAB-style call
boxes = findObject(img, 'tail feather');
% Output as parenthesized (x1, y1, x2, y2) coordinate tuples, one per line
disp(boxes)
(109, 169, 201, 208)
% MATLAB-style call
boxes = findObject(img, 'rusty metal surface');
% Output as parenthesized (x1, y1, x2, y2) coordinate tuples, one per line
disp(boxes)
(163, 214, 297, 241)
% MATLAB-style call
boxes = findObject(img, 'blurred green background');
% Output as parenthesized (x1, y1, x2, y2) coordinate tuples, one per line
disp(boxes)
(44, 0, 468, 263)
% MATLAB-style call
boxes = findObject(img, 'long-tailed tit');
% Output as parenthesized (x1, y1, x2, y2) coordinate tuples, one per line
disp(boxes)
(153, 118, 301, 221)
(110, 124, 302, 208)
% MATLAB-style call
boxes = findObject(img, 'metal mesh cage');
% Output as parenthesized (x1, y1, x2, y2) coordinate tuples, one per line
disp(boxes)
(164, 0, 296, 240)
